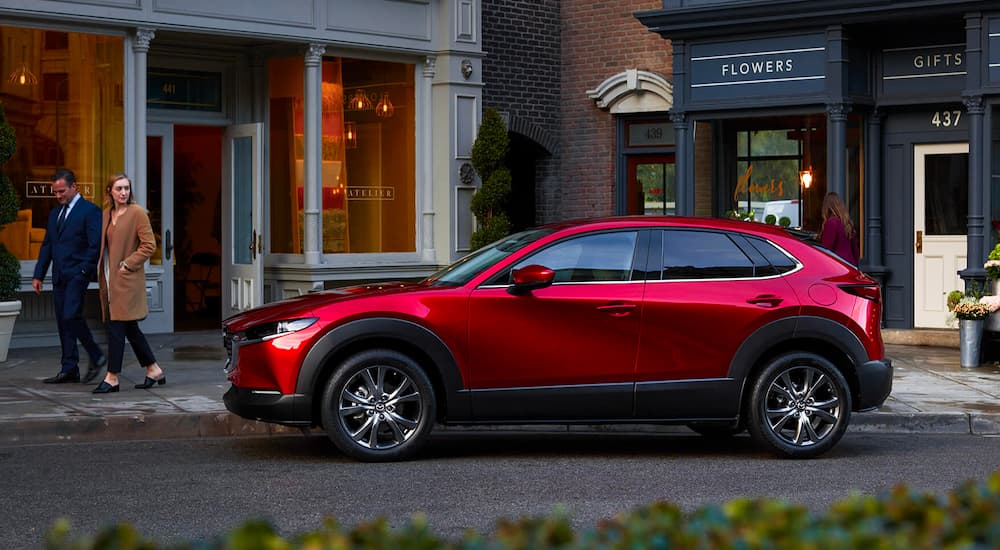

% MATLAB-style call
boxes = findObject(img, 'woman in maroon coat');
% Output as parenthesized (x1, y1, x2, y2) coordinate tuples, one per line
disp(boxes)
(818, 192, 860, 266)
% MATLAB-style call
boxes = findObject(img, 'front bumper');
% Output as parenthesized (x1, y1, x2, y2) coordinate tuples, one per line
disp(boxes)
(855, 358, 893, 411)
(223, 385, 313, 426)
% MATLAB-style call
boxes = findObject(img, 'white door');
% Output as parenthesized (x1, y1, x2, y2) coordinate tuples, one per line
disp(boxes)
(914, 142, 969, 328)
(222, 123, 264, 315)
(141, 123, 175, 333)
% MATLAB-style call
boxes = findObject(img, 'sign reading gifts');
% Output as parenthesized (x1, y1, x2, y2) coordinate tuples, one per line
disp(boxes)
(882, 44, 965, 97)
(689, 34, 826, 102)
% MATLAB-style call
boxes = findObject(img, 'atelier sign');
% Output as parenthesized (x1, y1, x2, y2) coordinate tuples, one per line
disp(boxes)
(26, 181, 95, 200)
(347, 186, 395, 200)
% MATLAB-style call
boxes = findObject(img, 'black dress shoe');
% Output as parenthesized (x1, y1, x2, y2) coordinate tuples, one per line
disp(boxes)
(92, 381, 119, 394)
(135, 375, 166, 389)
(82, 354, 107, 384)
(43, 371, 80, 384)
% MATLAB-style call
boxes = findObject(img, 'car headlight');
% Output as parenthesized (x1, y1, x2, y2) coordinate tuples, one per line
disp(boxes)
(244, 317, 319, 341)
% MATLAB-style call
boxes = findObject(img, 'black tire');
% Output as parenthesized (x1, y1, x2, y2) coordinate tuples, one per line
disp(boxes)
(747, 352, 852, 458)
(320, 349, 436, 462)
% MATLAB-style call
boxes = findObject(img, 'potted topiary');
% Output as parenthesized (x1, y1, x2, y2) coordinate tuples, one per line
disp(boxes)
(469, 108, 511, 250)
(0, 102, 22, 362)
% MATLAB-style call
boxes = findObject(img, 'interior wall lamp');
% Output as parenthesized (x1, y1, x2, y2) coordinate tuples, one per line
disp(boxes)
(8, 46, 38, 86)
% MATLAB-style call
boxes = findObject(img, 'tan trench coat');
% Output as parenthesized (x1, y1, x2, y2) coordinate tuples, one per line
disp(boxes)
(97, 204, 156, 322)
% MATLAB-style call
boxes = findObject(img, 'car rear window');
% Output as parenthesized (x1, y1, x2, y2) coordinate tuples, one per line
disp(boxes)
(746, 236, 798, 275)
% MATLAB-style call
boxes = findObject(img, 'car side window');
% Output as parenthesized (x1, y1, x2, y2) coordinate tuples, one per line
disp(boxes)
(746, 236, 798, 275)
(514, 231, 639, 283)
(662, 230, 754, 279)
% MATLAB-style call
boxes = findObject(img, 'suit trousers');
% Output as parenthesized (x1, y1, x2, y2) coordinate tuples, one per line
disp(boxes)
(107, 320, 157, 374)
(53, 273, 102, 373)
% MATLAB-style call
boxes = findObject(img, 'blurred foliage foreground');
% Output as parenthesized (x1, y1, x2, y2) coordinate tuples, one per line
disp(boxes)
(46, 471, 1000, 550)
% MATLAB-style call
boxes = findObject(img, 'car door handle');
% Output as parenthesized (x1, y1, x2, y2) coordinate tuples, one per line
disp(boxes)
(747, 294, 783, 308)
(597, 302, 637, 317)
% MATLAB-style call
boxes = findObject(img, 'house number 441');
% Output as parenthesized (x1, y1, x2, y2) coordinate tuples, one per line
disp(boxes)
(931, 110, 961, 127)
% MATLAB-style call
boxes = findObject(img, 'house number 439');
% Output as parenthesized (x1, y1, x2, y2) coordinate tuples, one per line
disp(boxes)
(931, 110, 961, 127)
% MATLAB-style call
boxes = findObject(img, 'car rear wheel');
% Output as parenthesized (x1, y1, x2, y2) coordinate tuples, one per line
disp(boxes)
(747, 352, 852, 458)
(320, 349, 436, 462)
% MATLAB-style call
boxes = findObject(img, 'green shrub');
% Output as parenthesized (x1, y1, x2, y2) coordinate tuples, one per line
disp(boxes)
(0, 102, 20, 301)
(764, 214, 777, 225)
(469, 109, 511, 250)
(779, 216, 792, 227)
(42, 473, 1000, 549)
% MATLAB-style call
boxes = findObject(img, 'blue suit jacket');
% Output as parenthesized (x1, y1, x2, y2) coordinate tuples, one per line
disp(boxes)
(33, 198, 103, 285)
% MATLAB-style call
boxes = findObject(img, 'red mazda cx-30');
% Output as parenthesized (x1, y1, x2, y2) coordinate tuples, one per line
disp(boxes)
(223, 217, 891, 461)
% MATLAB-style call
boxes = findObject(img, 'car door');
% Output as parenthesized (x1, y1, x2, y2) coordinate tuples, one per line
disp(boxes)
(634, 229, 800, 419)
(468, 230, 647, 421)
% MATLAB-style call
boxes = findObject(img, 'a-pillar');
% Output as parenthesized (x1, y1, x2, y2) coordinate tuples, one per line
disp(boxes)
(303, 43, 325, 265)
(133, 27, 154, 205)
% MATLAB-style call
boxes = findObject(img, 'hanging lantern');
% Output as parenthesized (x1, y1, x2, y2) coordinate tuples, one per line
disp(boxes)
(346, 89, 372, 111)
(8, 46, 38, 86)
(375, 92, 394, 118)
(345, 121, 358, 149)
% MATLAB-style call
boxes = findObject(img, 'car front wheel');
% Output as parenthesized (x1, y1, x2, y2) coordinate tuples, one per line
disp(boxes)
(747, 352, 852, 458)
(320, 349, 436, 462)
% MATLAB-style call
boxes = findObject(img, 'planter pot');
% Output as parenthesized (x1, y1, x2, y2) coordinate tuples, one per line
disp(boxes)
(960, 318, 984, 368)
(0, 300, 21, 363)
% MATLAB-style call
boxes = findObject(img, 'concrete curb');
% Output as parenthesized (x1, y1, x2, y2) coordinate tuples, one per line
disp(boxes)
(3, 411, 999, 445)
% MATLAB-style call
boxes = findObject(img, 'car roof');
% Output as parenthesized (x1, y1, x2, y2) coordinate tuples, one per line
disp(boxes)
(537, 215, 795, 239)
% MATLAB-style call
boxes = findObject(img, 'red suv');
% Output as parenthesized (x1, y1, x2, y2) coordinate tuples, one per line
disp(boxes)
(223, 217, 891, 461)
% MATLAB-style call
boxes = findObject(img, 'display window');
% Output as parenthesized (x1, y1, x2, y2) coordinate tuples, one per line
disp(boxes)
(268, 56, 416, 255)
(0, 26, 124, 261)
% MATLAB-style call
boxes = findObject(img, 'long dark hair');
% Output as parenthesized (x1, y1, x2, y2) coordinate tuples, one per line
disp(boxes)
(819, 192, 855, 239)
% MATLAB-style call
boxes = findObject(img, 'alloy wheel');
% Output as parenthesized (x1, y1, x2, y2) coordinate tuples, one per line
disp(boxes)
(763, 365, 842, 447)
(338, 364, 424, 450)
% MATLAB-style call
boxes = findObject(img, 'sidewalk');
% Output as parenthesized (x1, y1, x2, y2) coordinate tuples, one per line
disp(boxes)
(0, 332, 998, 445)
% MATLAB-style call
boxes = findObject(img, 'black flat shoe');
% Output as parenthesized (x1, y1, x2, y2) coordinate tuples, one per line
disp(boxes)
(92, 381, 119, 394)
(135, 375, 166, 389)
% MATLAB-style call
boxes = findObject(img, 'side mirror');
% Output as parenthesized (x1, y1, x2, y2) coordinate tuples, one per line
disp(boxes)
(509, 264, 555, 295)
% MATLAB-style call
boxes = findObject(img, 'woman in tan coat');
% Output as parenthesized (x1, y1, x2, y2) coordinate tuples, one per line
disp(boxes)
(92, 173, 165, 393)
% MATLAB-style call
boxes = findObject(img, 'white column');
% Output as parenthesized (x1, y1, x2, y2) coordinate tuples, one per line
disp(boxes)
(303, 43, 325, 264)
(420, 55, 437, 263)
(133, 27, 154, 205)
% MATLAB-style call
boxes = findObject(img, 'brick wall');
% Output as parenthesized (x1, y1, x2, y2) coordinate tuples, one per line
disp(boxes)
(482, 0, 672, 223)
(481, 0, 561, 224)
(559, 0, 671, 221)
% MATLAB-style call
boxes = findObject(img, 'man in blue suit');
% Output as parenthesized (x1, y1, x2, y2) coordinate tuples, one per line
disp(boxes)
(32, 168, 106, 384)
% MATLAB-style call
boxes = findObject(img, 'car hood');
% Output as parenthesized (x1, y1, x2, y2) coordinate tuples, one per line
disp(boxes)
(222, 281, 425, 331)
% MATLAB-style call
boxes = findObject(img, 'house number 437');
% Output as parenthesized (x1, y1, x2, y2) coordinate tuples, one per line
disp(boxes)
(931, 110, 961, 127)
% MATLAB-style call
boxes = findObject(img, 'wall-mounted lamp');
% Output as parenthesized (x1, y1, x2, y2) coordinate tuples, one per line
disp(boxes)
(799, 167, 813, 189)
(8, 46, 37, 86)
(344, 121, 358, 149)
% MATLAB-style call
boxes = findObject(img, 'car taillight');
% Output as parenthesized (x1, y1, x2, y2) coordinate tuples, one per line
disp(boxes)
(839, 284, 881, 302)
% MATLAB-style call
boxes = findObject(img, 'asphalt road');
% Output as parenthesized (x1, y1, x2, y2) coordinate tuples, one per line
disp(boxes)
(2, 431, 1000, 547)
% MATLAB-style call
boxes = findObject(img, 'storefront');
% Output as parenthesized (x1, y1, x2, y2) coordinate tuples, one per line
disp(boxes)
(638, 0, 1000, 329)
(0, 1, 483, 346)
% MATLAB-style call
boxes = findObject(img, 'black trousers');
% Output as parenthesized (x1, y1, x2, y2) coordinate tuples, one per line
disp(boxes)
(107, 320, 157, 374)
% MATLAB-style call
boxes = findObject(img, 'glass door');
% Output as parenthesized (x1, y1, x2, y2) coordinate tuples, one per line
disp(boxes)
(913, 143, 968, 328)
(142, 123, 175, 332)
(626, 154, 675, 215)
(222, 123, 264, 314)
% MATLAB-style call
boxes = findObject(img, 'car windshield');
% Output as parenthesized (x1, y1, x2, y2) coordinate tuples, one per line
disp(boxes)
(423, 229, 553, 286)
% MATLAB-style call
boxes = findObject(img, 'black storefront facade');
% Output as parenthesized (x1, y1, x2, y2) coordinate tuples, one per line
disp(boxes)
(637, 0, 1000, 329)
